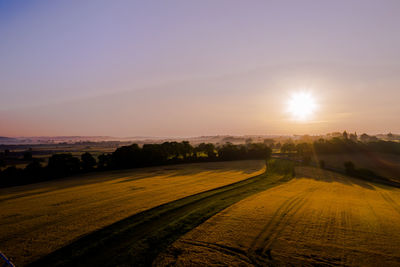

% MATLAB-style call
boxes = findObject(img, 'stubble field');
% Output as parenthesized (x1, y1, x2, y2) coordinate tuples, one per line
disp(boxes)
(156, 166, 400, 266)
(0, 160, 264, 266)
(314, 152, 400, 182)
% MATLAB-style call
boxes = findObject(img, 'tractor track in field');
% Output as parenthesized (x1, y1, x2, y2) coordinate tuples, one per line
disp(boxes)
(155, 166, 400, 266)
(180, 240, 253, 264)
(29, 166, 291, 267)
(379, 191, 400, 216)
(247, 187, 317, 265)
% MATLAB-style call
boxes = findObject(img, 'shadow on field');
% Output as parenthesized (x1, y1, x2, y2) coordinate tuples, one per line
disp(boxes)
(314, 152, 400, 182)
(115, 160, 264, 183)
(28, 161, 287, 267)
(0, 160, 264, 203)
(294, 166, 396, 191)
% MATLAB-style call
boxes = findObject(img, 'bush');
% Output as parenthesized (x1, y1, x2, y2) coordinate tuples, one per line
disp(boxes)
(81, 152, 96, 171)
(0, 166, 24, 186)
(47, 153, 81, 177)
(24, 160, 44, 179)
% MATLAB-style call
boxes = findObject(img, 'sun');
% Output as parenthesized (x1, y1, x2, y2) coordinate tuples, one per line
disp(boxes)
(286, 91, 317, 121)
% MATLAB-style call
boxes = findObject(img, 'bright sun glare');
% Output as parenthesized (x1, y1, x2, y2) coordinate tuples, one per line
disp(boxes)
(287, 91, 317, 121)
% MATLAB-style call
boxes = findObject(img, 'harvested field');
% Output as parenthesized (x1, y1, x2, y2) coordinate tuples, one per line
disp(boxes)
(156, 166, 400, 266)
(314, 152, 400, 182)
(0, 160, 264, 266)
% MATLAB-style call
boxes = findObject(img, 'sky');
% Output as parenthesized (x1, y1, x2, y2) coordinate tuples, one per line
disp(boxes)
(1, 0, 400, 137)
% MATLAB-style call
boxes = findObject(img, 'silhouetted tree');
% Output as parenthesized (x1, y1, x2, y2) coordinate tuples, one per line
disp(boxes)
(23, 151, 33, 161)
(349, 132, 357, 142)
(81, 152, 96, 171)
(112, 144, 141, 168)
(245, 138, 253, 145)
(47, 153, 81, 177)
(196, 143, 216, 159)
(162, 142, 181, 159)
(0, 166, 23, 186)
(281, 143, 296, 153)
(218, 143, 245, 160)
(98, 153, 112, 169)
(263, 139, 275, 147)
(24, 160, 44, 181)
(161, 142, 177, 159)
(246, 143, 272, 159)
(296, 143, 312, 156)
(141, 144, 167, 165)
(360, 133, 370, 142)
(342, 131, 348, 140)
(180, 141, 193, 160)
(275, 142, 281, 149)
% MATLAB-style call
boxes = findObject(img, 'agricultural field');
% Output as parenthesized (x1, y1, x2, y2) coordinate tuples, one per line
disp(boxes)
(314, 152, 400, 182)
(3, 157, 400, 267)
(156, 166, 400, 266)
(0, 160, 265, 266)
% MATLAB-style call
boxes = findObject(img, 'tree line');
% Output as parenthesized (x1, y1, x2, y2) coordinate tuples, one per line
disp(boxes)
(280, 133, 400, 156)
(278, 133, 400, 183)
(0, 141, 272, 187)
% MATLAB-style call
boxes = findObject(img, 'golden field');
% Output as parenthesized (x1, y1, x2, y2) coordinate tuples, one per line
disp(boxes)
(156, 166, 400, 266)
(0, 160, 264, 266)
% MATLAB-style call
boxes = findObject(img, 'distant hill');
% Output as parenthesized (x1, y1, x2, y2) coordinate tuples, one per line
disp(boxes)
(0, 136, 18, 142)
(0, 136, 118, 145)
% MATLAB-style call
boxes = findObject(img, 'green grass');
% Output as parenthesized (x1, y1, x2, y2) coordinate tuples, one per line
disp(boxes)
(29, 159, 293, 267)
(267, 158, 296, 176)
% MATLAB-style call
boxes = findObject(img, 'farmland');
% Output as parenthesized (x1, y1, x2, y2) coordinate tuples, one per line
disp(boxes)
(0, 142, 121, 170)
(3, 156, 400, 266)
(3, 1, 400, 266)
(0, 160, 265, 266)
(313, 152, 400, 182)
(156, 166, 400, 266)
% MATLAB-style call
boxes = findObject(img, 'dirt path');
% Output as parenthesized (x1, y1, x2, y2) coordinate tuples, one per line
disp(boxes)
(156, 167, 400, 266)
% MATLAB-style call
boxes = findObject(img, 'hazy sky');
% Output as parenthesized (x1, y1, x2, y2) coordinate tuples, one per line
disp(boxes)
(1, 0, 400, 137)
